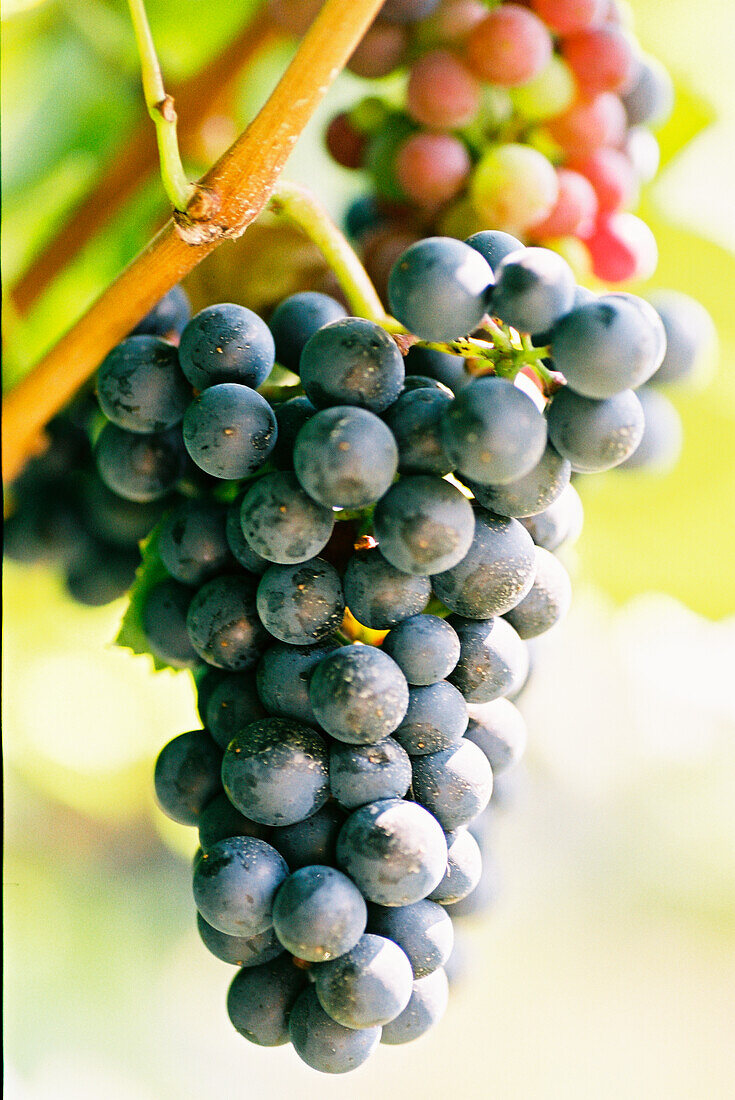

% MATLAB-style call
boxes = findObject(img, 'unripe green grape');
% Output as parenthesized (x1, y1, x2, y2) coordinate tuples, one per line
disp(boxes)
(510, 56, 576, 123)
(470, 144, 558, 233)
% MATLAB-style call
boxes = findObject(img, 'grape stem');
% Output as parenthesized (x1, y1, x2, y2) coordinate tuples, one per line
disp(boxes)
(126, 0, 195, 212)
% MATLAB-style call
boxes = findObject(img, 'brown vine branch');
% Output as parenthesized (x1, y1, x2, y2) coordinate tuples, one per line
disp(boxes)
(2, 0, 385, 486)
(10, 11, 280, 315)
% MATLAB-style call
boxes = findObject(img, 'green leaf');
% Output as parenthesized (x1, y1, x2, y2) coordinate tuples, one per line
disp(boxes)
(115, 520, 174, 671)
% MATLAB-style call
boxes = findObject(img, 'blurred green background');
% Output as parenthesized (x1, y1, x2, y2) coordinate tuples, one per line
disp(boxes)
(3, 2, 735, 1097)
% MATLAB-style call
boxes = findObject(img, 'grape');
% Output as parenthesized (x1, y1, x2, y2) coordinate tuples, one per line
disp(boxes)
(336, 798, 448, 906)
(266, 0, 323, 36)
(547, 93, 627, 159)
(227, 955, 307, 1046)
(142, 578, 198, 668)
(130, 285, 191, 338)
(510, 55, 576, 122)
(225, 497, 269, 574)
(365, 113, 416, 203)
(330, 739, 412, 810)
(465, 698, 528, 774)
(581, 211, 658, 283)
(154, 729, 222, 826)
(373, 475, 476, 575)
(239, 471, 334, 565)
(344, 548, 430, 629)
(381, 0, 442, 21)
(622, 54, 674, 128)
(182, 384, 277, 480)
(429, 827, 482, 904)
(411, 740, 492, 831)
(256, 558, 345, 645)
(300, 317, 405, 412)
(384, 387, 454, 477)
(446, 851, 501, 917)
(490, 247, 576, 334)
(624, 126, 660, 184)
(380, 968, 449, 1044)
(470, 144, 559, 236)
(192, 835, 288, 937)
(423, 0, 487, 43)
(204, 671, 268, 750)
(309, 646, 409, 745)
(271, 396, 317, 469)
(561, 25, 637, 96)
(270, 803, 346, 870)
(647, 290, 717, 387)
(382, 614, 460, 685)
(95, 423, 185, 502)
(273, 865, 367, 962)
(256, 640, 337, 724)
(344, 193, 389, 240)
(465, 230, 523, 272)
(387, 237, 493, 343)
(530, 0, 607, 34)
(404, 345, 470, 392)
(269, 294, 347, 376)
(289, 988, 381, 1073)
(395, 132, 471, 206)
(195, 667, 228, 724)
(520, 481, 583, 550)
(222, 716, 329, 826)
(294, 405, 398, 509)
(196, 912, 284, 968)
(97, 336, 191, 434)
(619, 386, 683, 472)
(465, 5, 552, 87)
(546, 386, 645, 472)
(504, 546, 572, 638)
(367, 899, 453, 978)
(315, 933, 414, 1028)
(573, 147, 637, 214)
(64, 543, 140, 607)
(448, 615, 529, 703)
(198, 792, 269, 850)
(468, 444, 571, 519)
(349, 20, 409, 78)
(158, 499, 231, 586)
(178, 304, 275, 391)
(186, 574, 268, 671)
(526, 168, 599, 240)
(550, 296, 665, 398)
(325, 111, 367, 169)
(81, 478, 168, 548)
(393, 681, 468, 755)
(406, 50, 481, 129)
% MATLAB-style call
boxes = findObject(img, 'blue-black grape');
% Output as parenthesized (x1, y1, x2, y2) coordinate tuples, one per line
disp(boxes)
(440, 376, 548, 485)
(367, 899, 454, 979)
(270, 803, 346, 870)
(380, 968, 449, 1045)
(547, 386, 645, 472)
(186, 574, 268, 670)
(381, 614, 460, 686)
(315, 933, 414, 1029)
(271, 395, 316, 469)
(489, 247, 575, 335)
(388, 237, 493, 342)
(647, 289, 716, 387)
(329, 739, 412, 810)
(464, 698, 528, 774)
(504, 546, 572, 638)
(65, 542, 139, 606)
(411, 740, 493, 831)
(222, 716, 329, 826)
(178, 303, 275, 390)
(404, 345, 470, 393)
(225, 496, 269, 574)
(256, 640, 338, 724)
(95, 423, 186, 502)
(465, 229, 523, 272)
(154, 729, 222, 825)
(519, 482, 583, 551)
(343, 548, 430, 629)
(97, 336, 191, 434)
(432, 508, 536, 618)
(336, 798, 447, 906)
(158, 499, 232, 586)
(268, 292, 347, 373)
(309, 646, 409, 745)
(81, 477, 169, 548)
(429, 828, 482, 905)
(273, 865, 367, 962)
(289, 987, 381, 1073)
(195, 667, 229, 725)
(239, 471, 334, 564)
(468, 443, 571, 518)
(373, 475, 476, 575)
(204, 671, 268, 749)
(300, 317, 405, 412)
(384, 386, 455, 476)
(393, 681, 468, 755)
(182, 384, 277, 479)
(192, 835, 288, 937)
(130, 285, 191, 338)
(256, 558, 345, 645)
(142, 578, 198, 668)
(448, 615, 529, 703)
(442, 848, 501, 918)
(198, 791, 270, 850)
(619, 385, 683, 472)
(227, 955, 307, 1046)
(196, 911, 284, 968)
(294, 405, 398, 508)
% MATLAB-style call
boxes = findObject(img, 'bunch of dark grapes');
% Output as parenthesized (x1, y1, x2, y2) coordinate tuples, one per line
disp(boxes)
(306, 0, 674, 287)
(123, 229, 693, 1072)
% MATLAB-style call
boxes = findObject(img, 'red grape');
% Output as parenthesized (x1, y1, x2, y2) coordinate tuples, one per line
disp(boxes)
(561, 26, 638, 96)
(465, 5, 553, 88)
(526, 168, 598, 238)
(407, 50, 482, 129)
(580, 211, 657, 282)
(530, 0, 607, 35)
(325, 113, 368, 170)
(395, 132, 471, 206)
(546, 92, 627, 158)
(429, 0, 488, 43)
(572, 147, 637, 212)
(348, 21, 408, 79)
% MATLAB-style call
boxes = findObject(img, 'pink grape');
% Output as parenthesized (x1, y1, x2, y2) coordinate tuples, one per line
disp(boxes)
(546, 92, 627, 158)
(470, 143, 558, 233)
(530, 0, 607, 34)
(395, 132, 471, 206)
(580, 212, 657, 282)
(561, 26, 639, 96)
(325, 113, 368, 170)
(407, 50, 482, 129)
(465, 5, 553, 88)
(429, 0, 488, 43)
(572, 147, 637, 212)
(348, 21, 408, 78)
(526, 168, 598, 238)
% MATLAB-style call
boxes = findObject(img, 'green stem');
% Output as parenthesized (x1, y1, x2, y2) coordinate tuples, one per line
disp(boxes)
(267, 181, 387, 323)
(127, 0, 194, 212)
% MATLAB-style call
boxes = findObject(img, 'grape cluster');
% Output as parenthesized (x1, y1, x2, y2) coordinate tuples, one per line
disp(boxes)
(314, 0, 673, 287)
(124, 228, 677, 1072)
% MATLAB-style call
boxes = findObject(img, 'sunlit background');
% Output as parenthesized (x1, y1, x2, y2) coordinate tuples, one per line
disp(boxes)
(3, 1, 735, 1097)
